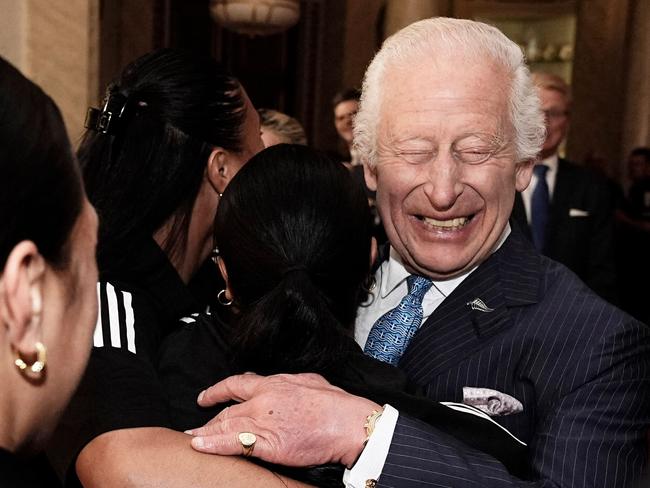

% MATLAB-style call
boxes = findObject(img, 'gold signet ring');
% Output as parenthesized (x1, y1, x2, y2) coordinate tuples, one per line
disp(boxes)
(238, 432, 257, 457)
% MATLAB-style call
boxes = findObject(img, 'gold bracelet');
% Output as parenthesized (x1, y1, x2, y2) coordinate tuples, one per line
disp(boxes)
(363, 408, 384, 442)
(349, 406, 385, 470)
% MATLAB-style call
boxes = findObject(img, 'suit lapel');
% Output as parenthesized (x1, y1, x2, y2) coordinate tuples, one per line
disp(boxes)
(510, 192, 531, 239)
(399, 229, 541, 385)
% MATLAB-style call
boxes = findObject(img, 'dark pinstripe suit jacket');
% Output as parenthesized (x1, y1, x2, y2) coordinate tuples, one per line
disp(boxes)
(378, 229, 650, 487)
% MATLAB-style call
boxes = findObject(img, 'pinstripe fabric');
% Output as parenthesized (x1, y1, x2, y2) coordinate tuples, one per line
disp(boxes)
(378, 229, 650, 487)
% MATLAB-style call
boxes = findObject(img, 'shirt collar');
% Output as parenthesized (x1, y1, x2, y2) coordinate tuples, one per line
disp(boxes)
(540, 154, 559, 173)
(380, 224, 511, 299)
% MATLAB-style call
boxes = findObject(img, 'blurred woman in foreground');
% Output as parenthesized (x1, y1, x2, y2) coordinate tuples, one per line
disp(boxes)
(0, 56, 99, 486)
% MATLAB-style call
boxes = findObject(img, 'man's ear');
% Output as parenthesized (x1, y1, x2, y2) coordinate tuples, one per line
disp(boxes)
(515, 159, 536, 192)
(0, 241, 45, 350)
(206, 147, 235, 195)
(363, 161, 378, 192)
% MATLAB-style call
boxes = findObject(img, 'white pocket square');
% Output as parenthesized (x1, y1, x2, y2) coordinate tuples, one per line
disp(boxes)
(569, 208, 589, 217)
(462, 387, 523, 416)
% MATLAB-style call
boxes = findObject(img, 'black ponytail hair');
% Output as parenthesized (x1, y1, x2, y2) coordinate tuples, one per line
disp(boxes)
(79, 48, 247, 271)
(0, 56, 83, 269)
(215, 144, 373, 374)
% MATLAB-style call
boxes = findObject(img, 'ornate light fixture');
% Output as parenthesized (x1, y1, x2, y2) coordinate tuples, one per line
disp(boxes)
(209, 0, 300, 37)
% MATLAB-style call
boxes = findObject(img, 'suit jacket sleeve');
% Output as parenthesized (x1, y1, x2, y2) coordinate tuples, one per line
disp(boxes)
(378, 318, 650, 488)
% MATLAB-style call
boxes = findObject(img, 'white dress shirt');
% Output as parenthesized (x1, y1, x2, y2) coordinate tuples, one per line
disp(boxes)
(521, 154, 559, 223)
(344, 224, 511, 487)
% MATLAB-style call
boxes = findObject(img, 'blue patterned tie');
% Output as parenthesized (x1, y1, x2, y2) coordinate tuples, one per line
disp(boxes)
(531, 164, 550, 251)
(364, 275, 433, 365)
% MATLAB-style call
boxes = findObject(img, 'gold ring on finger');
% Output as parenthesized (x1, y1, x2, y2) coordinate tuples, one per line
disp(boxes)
(238, 432, 257, 457)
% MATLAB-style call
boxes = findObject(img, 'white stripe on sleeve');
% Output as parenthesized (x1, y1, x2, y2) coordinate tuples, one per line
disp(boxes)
(106, 282, 122, 348)
(123, 290, 136, 353)
(92, 282, 104, 347)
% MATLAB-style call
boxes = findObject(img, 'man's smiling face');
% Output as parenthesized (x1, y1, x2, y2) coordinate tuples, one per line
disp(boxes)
(364, 57, 534, 279)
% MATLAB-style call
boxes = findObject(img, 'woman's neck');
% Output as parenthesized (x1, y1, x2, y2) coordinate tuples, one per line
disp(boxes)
(153, 227, 194, 284)
(153, 178, 220, 284)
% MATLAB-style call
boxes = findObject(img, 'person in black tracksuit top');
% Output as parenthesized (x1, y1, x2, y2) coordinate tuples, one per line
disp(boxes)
(46, 49, 295, 488)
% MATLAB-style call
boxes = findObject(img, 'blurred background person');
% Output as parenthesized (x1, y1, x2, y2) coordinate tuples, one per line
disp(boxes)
(615, 146, 650, 323)
(332, 87, 387, 245)
(0, 56, 98, 486)
(622, 146, 650, 220)
(332, 87, 361, 167)
(510, 71, 618, 304)
(258, 108, 307, 147)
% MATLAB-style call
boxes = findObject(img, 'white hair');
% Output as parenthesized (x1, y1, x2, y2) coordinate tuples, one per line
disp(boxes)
(353, 17, 546, 166)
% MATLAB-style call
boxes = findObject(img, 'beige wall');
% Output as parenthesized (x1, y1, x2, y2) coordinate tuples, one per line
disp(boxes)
(0, 0, 27, 70)
(25, 0, 100, 145)
(0, 1, 99, 145)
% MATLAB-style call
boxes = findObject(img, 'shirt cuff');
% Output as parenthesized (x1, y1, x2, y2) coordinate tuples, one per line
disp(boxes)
(342, 404, 398, 488)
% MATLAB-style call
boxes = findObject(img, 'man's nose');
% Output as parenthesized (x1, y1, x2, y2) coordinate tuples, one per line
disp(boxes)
(422, 151, 463, 211)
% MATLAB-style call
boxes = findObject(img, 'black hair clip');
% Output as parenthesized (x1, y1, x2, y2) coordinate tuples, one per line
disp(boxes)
(84, 91, 129, 135)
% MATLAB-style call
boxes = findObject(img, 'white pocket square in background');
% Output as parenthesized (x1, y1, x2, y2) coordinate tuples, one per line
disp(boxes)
(462, 387, 523, 416)
(569, 208, 589, 217)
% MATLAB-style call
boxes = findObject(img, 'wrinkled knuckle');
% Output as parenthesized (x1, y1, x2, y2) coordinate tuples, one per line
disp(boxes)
(273, 373, 293, 383)
(302, 372, 325, 383)
(218, 406, 230, 419)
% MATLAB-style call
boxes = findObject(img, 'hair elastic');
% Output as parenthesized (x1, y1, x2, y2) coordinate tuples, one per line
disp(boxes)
(282, 265, 309, 278)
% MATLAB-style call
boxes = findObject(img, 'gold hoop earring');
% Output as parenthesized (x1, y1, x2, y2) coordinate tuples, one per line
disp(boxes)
(217, 289, 233, 307)
(14, 341, 47, 374)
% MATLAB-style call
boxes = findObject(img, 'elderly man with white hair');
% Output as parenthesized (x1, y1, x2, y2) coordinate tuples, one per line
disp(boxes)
(186, 17, 650, 488)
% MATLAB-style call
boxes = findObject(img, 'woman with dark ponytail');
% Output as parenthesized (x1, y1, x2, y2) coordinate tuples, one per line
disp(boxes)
(49, 50, 306, 488)
(159, 145, 529, 487)
(214, 144, 372, 376)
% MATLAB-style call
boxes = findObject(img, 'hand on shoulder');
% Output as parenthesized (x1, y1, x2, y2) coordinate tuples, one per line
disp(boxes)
(187, 373, 381, 468)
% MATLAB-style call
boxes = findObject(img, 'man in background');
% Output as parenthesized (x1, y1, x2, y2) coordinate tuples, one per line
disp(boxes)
(332, 88, 361, 167)
(510, 72, 618, 303)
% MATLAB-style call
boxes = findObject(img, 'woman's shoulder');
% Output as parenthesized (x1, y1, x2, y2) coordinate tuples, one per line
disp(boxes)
(160, 310, 231, 363)
(158, 311, 235, 431)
